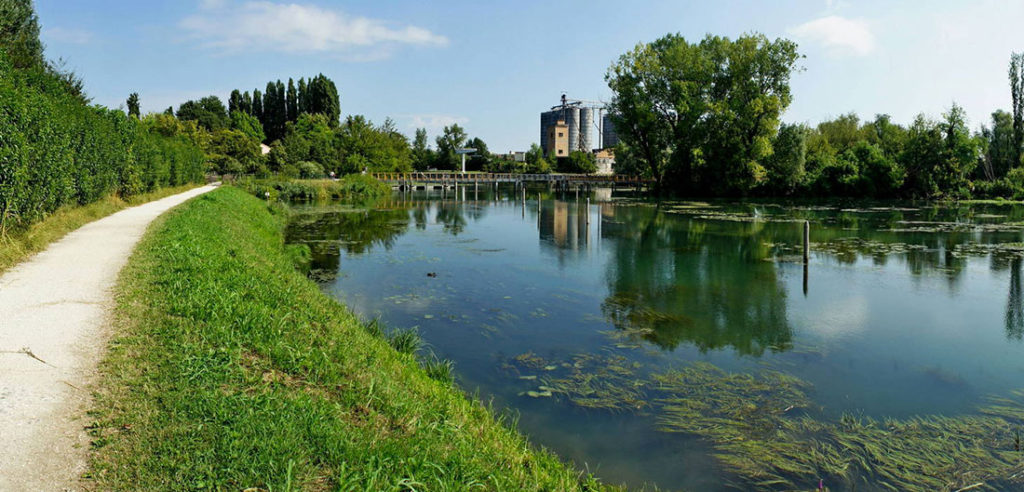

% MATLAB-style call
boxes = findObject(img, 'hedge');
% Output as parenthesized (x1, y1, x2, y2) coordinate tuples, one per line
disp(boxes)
(0, 54, 205, 231)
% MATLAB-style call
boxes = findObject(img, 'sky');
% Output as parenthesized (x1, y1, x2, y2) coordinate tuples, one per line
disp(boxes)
(35, 0, 1024, 152)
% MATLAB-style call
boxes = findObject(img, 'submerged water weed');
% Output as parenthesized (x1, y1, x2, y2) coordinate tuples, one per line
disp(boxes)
(504, 352, 1024, 490)
(543, 353, 649, 413)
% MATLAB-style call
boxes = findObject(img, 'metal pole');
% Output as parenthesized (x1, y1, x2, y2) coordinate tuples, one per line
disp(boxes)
(803, 220, 810, 264)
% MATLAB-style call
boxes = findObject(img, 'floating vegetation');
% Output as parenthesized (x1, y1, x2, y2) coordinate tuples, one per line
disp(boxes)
(502, 351, 1024, 491)
(812, 238, 928, 257)
(886, 220, 1024, 233)
(952, 242, 1024, 260)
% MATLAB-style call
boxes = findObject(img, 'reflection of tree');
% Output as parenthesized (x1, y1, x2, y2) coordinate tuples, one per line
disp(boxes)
(600, 205, 792, 356)
(435, 203, 467, 235)
(285, 208, 410, 272)
(1008, 258, 1024, 340)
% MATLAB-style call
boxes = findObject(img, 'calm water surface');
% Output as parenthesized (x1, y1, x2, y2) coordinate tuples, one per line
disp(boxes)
(285, 187, 1024, 491)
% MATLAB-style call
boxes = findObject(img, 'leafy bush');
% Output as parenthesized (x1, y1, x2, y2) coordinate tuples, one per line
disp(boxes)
(296, 161, 324, 179)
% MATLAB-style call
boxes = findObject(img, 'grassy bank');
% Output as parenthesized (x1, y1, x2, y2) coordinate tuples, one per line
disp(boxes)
(87, 186, 609, 491)
(0, 184, 203, 275)
(235, 175, 391, 203)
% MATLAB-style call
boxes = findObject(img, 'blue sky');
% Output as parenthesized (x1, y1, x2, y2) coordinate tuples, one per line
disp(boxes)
(37, 0, 1024, 152)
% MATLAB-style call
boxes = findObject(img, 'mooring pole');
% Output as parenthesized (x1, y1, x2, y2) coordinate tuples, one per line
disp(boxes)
(586, 197, 591, 225)
(803, 220, 810, 264)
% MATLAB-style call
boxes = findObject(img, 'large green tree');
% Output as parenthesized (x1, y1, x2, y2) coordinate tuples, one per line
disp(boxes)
(606, 32, 800, 194)
(176, 95, 229, 131)
(0, 0, 44, 69)
(434, 124, 467, 171)
(286, 78, 298, 122)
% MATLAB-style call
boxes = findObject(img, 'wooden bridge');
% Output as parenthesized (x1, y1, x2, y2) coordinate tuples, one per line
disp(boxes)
(370, 172, 648, 191)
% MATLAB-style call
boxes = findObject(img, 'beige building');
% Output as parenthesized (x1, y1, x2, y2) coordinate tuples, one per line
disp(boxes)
(594, 148, 615, 174)
(544, 120, 569, 158)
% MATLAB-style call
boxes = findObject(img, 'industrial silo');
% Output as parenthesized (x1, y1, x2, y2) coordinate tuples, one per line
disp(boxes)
(579, 107, 594, 152)
(566, 107, 580, 153)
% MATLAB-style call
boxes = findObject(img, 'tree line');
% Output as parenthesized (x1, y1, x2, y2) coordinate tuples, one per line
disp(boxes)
(608, 33, 1024, 199)
(0, 0, 205, 231)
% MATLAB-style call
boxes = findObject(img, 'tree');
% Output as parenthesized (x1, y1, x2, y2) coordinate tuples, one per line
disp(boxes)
(230, 110, 265, 143)
(207, 129, 264, 175)
(163, 106, 174, 116)
(286, 78, 298, 122)
(228, 89, 245, 114)
(763, 123, 806, 195)
(176, 95, 229, 131)
(561, 151, 597, 174)
(306, 74, 341, 126)
(297, 77, 308, 114)
(411, 128, 435, 171)
(466, 136, 490, 171)
(251, 89, 263, 122)
(336, 116, 412, 173)
(0, 0, 44, 69)
(936, 103, 979, 196)
(262, 80, 287, 142)
(981, 110, 1016, 180)
(1010, 52, 1024, 162)
(239, 90, 252, 115)
(434, 124, 467, 170)
(606, 32, 800, 194)
(126, 92, 140, 118)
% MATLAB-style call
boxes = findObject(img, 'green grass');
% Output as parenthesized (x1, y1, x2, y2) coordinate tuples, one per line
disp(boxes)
(0, 184, 203, 275)
(87, 186, 612, 491)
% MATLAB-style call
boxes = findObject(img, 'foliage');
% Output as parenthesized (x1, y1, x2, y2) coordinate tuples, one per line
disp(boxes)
(434, 124, 468, 171)
(411, 127, 435, 171)
(126, 92, 140, 118)
(560, 150, 597, 174)
(336, 116, 412, 174)
(295, 161, 324, 179)
(207, 129, 264, 175)
(176, 95, 229, 131)
(0, 0, 44, 69)
(0, 52, 204, 231)
(229, 110, 265, 143)
(761, 123, 806, 195)
(607, 32, 801, 194)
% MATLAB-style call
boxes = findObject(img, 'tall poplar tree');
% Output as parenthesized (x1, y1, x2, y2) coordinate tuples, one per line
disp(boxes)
(298, 77, 308, 114)
(252, 88, 263, 125)
(126, 92, 140, 118)
(1010, 52, 1024, 164)
(286, 78, 298, 122)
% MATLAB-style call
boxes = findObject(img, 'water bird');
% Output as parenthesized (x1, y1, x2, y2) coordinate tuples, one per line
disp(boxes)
(426, 272, 437, 278)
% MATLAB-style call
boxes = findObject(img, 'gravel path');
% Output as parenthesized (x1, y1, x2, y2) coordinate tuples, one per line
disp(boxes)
(0, 185, 217, 491)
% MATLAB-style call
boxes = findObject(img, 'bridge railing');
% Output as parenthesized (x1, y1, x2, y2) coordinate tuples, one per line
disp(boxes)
(370, 172, 649, 184)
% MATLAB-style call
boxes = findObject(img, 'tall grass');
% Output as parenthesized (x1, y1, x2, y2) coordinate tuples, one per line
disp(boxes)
(88, 187, 612, 491)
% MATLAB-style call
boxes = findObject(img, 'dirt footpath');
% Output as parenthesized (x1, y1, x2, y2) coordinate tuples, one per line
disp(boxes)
(0, 185, 216, 491)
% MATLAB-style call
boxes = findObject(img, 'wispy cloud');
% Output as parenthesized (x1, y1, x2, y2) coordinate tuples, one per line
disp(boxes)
(180, 1, 448, 59)
(788, 15, 875, 57)
(43, 27, 93, 45)
(400, 114, 469, 139)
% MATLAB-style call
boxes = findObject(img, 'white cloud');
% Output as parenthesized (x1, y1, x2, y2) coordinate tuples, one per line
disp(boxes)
(402, 114, 469, 135)
(788, 15, 875, 57)
(180, 1, 448, 59)
(43, 27, 93, 45)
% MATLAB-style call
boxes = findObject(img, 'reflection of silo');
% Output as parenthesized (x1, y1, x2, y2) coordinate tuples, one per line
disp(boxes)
(602, 113, 619, 148)
(566, 107, 580, 154)
(579, 108, 593, 151)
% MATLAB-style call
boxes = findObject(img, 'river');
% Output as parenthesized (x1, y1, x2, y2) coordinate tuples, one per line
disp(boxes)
(285, 186, 1024, 491)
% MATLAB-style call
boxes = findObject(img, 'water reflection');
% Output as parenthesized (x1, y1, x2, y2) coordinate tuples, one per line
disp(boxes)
(1009, 258, 1024, 340)
(599, 205, 792, 355)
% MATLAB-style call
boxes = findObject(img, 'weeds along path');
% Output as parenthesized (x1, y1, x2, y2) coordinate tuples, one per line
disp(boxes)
(0, 184, 217, 491)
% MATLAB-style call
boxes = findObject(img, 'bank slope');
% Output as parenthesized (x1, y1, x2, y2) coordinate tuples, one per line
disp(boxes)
(88, 186, 610, 491)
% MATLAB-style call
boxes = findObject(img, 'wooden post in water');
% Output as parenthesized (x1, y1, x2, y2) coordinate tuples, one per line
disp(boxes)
(803, 220, 810, 264)
(586, 198, 591, 225)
